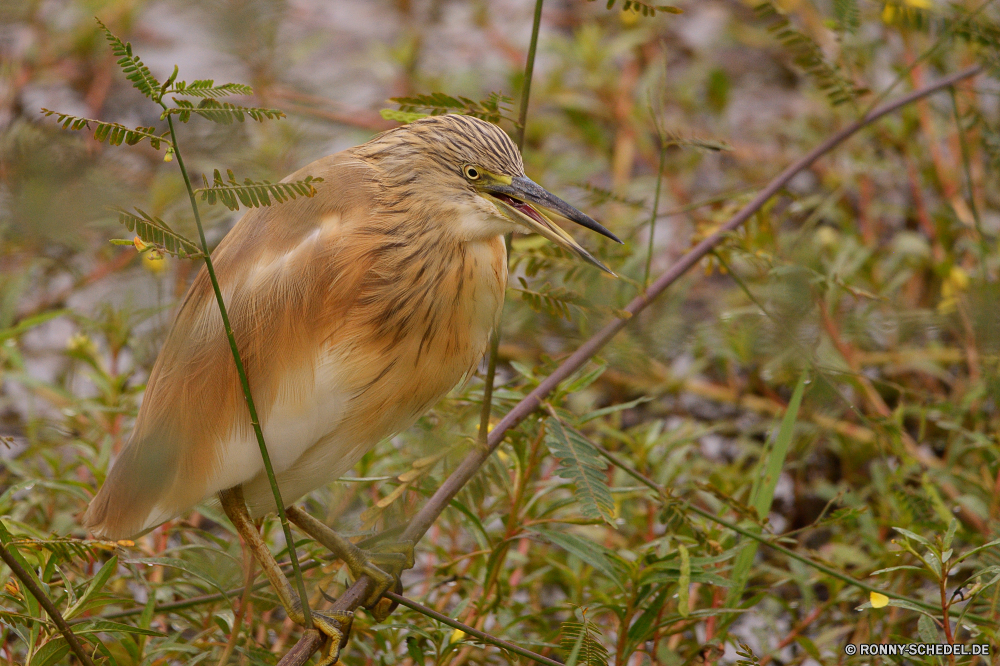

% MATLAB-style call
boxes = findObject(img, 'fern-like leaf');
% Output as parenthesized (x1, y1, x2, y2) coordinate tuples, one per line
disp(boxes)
(385, 91, 515, 124)
(196, 169, 323, 211)
(544, 417, 615, 524)
(168, 80, 254, 98)
(514, 279, 630, 321)
(833, 0, 860, 33)
(755, 2, 867, 107)
(577, 182, 646, 209)
(113, 207, 203, 259)
(596, 0, 682, 16)
(660, 129, 731, 152)
(735, 642, 762, 666)
(39, 109, 170, 150)
(165, 99, 285, 124)
(882, 1, 1000, 73)
(559, 611, 610, 666)
(96, 19, 161, 100)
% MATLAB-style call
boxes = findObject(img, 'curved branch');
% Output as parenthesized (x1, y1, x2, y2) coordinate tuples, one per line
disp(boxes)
(277, 65, 982, 666)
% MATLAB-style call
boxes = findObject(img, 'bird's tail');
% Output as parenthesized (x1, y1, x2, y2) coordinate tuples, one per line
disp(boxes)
(84, 433, 180, 540)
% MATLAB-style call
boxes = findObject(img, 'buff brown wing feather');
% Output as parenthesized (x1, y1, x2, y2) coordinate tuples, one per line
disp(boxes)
(84, 154, 382, 539)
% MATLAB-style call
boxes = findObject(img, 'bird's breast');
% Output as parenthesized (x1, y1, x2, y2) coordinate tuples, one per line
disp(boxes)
(340, 233, 506, 430)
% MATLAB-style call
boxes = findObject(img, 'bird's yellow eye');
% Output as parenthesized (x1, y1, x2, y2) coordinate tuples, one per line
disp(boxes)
(463, 165, 481, 180)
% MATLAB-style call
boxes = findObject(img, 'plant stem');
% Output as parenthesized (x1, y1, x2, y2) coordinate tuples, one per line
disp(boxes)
(950, 85, 990, 283)
(477, 0, 545, 447)
(644, 137, 667, 287)
(0, 538, 96, 666)
(515, 0, 545, 150)
(163, 114, 312, 629)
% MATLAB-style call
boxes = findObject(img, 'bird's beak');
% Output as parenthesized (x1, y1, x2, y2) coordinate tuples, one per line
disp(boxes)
(480, 176, 622, 275)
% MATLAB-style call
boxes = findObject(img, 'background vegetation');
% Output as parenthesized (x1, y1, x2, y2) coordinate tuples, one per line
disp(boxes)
(1, 0, 999, 664)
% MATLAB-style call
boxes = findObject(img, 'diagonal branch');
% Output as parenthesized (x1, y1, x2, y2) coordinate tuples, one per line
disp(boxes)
(277, 65, 982, 666)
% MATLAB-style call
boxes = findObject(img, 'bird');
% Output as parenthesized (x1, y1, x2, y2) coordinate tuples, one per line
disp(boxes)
(83, 113, 621, 663)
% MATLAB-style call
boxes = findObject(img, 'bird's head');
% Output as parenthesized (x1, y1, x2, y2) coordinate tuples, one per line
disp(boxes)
(358, 114, 622, 274)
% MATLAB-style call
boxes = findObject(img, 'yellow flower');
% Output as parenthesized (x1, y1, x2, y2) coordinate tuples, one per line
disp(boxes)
(870, 591, 890, 608)
(142, 250, 167, 274)
(938, 266, 969, 314)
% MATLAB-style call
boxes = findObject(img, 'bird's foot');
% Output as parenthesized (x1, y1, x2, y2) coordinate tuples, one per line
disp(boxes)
(312, 610, 353, 666)
(289, 603, 353, 666)
(285, 507, 415, 621)
(347, 541, 414, 621)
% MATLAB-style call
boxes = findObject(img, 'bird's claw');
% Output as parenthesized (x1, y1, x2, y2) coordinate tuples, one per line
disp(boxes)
(352, 541, 414, 619)
(310, 609, 353, 666)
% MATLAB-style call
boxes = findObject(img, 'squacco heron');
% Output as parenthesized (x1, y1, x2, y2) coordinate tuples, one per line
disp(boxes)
(84, 113, 620, 661)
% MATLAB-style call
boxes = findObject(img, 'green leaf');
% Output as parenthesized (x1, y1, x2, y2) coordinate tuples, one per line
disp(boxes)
(0, 310, 70, 344)
(388, 91, 515, 124)
(195, 169, 323, 211)
(544, 418, 615, 524)
(126, 557, 233, 601)
(165, 99, 285, 124)
(917, 614, 939, 643)
(677, 543, 691, 617)
(598, 0, 682, 16)
(754, 2, 867, 106)
(65, 555, 117, 620)
(514, 280, 630, 322)
(893, 526, 932, 548)
(529, 527, 624, 588)
(953, 537, 1000, 565)
(579, 396, 652, 424)
(112, 207, 203, 259)
(833, 0, 860, 32)
(71, 620, 165, 637)
(30, 637, 70, 666)
(560, 614, 609, 666)
(39, 110, 169, 150)
(728, 372, 806, 606)
(380, 109, 429, 124)
(868, 565, 925, 576)
(169, 80, 254, 98)
(97, 19, 161, 99)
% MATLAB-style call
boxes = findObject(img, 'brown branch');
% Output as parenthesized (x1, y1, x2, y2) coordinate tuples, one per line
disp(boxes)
(276, 65, 983, 666)
(0, 542, 97, 666)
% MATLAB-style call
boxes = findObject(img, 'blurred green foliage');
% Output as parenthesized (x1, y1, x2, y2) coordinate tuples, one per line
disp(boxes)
(2, 0, 1000, 664)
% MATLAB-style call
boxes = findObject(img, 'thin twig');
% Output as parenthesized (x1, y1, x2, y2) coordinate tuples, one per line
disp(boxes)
(164, 113, 312, 628)
(478, 0, 544, 446)
(277, 64, 983, 666)
(384, 591, 563, 666)
(0, 541, 96, 666)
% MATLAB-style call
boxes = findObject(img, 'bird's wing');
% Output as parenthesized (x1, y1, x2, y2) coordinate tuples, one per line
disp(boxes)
(84, 152, 384, 539)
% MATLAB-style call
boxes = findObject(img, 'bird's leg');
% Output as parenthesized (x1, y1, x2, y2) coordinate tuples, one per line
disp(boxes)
(219, 486, 352, 666)
(285, 506, 413, 621)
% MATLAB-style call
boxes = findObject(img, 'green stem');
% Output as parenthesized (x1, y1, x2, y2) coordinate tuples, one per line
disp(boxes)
(163, 113, 312, 629)
(644, 138, 667, 288)
(949, 85, 989, 280)
(478, 0, 544, 446)
(515, 0, 545, 149)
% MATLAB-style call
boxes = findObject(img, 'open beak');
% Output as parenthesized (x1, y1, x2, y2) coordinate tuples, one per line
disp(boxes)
(480, 176, 622, 275)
